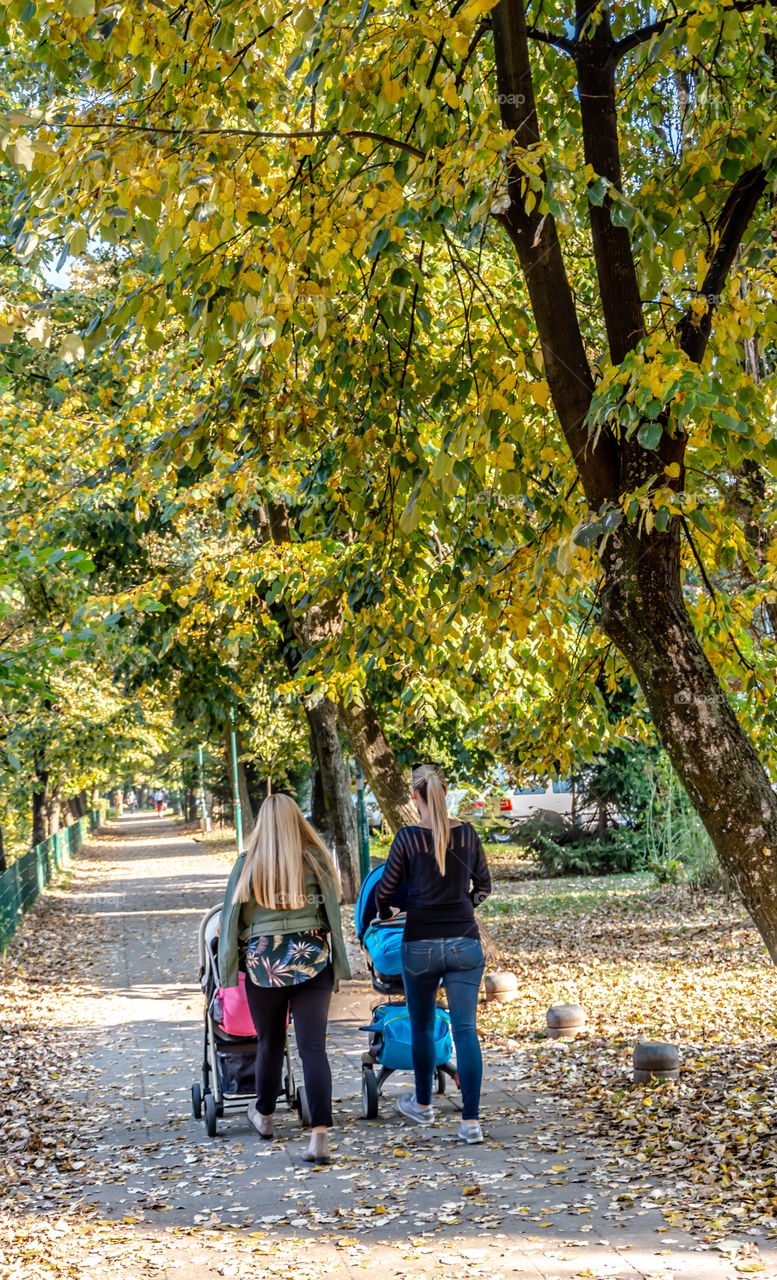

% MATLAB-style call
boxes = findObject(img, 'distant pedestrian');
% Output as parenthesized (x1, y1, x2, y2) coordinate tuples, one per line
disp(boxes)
(154, 788, 165, 816)
(376, 762, 491, 1143)
(218, 793, 351, 1164)
(126, 789, 138, 813)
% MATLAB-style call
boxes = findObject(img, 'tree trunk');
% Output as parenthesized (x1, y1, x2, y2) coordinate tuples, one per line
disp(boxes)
(244, 759, 264, 816)
(224, 729, 254, 835)
(601, 524, 777, 960)
(307, 696, 359, 901)
(47, 783, 63, 835)
(311, 759, 327, 833)
(0, 828, 5, 875)
(338, 697, 417, 833)
(69, 796, 82, 821)
(32, 759, 49, 847)
(90, 784, 101, 809)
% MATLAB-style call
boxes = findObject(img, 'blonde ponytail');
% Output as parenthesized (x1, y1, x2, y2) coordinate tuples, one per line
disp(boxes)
(412, 763, 450, 873)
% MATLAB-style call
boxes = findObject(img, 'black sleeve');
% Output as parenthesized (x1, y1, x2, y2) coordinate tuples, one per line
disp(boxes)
(375, 831, 408, 917)
(469, 826, 491, 907)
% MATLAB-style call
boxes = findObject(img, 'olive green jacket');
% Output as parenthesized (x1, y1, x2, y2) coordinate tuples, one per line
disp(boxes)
(217, 851, 351, 991)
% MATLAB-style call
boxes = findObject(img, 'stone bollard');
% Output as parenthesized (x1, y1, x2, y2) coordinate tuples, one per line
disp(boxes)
(484, 972, 518, 1003)
(546, 1003, 586, 1039)
(632, 1041, 680, 1083)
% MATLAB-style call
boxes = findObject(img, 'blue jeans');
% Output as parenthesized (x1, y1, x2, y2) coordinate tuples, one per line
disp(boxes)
(401, 936, 485, 1120)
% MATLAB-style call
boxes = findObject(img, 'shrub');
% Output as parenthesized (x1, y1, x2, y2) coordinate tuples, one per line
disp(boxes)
(533, 828, 648, 877)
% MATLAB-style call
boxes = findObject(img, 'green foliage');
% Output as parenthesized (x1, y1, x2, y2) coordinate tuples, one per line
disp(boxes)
(533, 828, 648, 878)
(645, 761, 725, 891)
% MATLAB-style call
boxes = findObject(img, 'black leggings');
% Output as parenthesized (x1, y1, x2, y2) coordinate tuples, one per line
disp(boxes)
(243, 963, 334, 1128)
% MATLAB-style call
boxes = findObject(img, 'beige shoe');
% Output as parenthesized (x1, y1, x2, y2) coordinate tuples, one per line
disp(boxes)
(301, 1130, 330, 1164)
(247, 1102, 274, 1139)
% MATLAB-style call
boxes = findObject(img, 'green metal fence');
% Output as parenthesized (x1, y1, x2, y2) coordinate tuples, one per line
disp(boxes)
(0, 808, 105, 953)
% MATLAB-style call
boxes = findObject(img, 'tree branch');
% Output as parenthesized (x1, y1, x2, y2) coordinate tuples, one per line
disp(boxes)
(491, 0, 618, 510)
(575, 0, 646, 365)
(612, 0, 770, 66)
(57, 120, 427, 159)
(679, 165, 767, 363)
(526, 25, 575, 54)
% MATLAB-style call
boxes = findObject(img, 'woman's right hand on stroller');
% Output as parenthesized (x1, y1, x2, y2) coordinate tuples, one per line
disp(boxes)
(371, 906, 401, 924)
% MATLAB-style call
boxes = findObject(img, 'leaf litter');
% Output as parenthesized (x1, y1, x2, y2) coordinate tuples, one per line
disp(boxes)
(480, 873, 777, 1252)
(2, 831, 777, 1280)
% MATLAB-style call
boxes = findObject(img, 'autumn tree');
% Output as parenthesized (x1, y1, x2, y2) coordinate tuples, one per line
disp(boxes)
(2, 0, 777, 950)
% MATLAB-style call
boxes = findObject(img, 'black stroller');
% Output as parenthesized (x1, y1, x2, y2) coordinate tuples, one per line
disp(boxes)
(191, 905, 311, 1136)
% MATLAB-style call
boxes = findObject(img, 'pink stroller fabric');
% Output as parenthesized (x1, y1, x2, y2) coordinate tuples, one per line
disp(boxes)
(217, 973, 255, 1037)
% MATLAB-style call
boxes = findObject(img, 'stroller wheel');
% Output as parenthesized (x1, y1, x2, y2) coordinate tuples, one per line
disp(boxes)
(296, 1086, 311, 1128)
(361, 1066, 379, 1119)
(436, 1069, 446, 1096)
(191, 1082, 202, 1119)
(204, 1092, 218, 1138)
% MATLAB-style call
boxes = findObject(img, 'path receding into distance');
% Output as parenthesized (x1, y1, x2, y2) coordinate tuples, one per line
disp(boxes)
(18, 814, 777, 1279)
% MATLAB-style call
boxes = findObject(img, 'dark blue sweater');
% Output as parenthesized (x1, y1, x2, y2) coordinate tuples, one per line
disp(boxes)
(375, 822, 491, 942)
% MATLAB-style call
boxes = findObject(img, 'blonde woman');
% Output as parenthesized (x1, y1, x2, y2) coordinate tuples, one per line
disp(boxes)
(218, 793, 351, 1164)
(376, 763, 491, 1143)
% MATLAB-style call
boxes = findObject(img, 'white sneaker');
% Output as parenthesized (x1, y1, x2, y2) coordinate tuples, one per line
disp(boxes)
(397, 1093, 435, 1125)
(458, 1121, 484, 1144)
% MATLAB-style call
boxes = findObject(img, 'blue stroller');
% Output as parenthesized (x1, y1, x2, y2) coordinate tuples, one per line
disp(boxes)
(355, 863, 458, 1119)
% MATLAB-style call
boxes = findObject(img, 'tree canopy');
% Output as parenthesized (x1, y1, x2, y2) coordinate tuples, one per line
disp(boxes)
(1, 0, 777, 930)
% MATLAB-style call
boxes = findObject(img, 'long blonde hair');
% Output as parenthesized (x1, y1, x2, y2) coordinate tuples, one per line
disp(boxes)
(412, 763, 450, 873)
(232, 793, 339, 909)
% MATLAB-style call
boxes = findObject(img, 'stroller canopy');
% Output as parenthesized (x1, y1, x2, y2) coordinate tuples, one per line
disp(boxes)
(355, 862, 409, 940)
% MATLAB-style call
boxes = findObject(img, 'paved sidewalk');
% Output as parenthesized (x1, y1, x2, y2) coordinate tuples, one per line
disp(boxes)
(16, 815, 777, 1279)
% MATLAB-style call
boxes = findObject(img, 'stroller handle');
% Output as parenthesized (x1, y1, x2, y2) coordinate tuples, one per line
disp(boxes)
(366, 912, 407, 930)
(197, 904, 223, 973)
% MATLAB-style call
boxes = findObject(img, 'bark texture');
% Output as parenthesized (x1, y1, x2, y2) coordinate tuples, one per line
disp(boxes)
(600, 526, 777, 961)
(32, 759, 49, 847)
(307, 695, 360, 901)
(224, 728, 254, 836)
(338, 698, 417, 833)
(47, 784, 63, 836)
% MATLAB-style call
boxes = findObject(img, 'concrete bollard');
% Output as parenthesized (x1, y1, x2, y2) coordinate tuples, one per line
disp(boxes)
(484, 972, 518, 1003)
(632, 1041, 680, 1083)
(546, 1003, 586, 1039)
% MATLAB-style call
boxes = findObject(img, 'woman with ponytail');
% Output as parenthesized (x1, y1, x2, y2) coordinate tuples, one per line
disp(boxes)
(375, 763, 491, 1142)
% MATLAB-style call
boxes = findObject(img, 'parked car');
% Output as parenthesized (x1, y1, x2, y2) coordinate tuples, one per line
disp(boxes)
(361, 788, 384, 833)
(498, 779, 573, 821)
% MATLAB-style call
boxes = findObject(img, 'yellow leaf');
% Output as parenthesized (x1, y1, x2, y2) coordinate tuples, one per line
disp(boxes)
(495, 442, 515, 469)
(672, 247, 685, 271)
(531, 380, 550, 408)
(382, 78, 402, 105)
(461, 0, 498, 17)
(442, 81, 459, 110)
